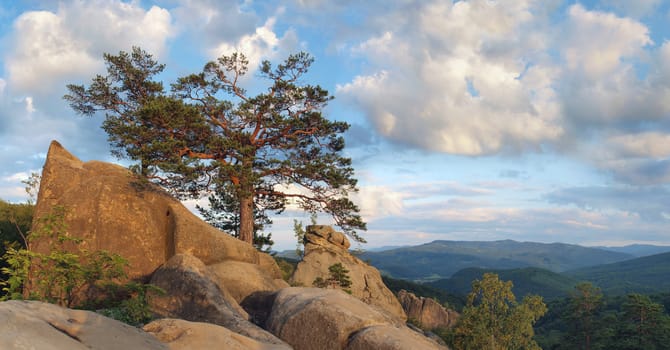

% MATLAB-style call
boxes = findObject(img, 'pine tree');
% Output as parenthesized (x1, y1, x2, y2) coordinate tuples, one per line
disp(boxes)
(65, 47, 366, 244)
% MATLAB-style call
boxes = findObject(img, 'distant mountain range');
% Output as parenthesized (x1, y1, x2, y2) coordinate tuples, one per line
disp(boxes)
(594, 244, 670, 257)
(360, 240, 633, 281)
(423, 252, 670, 300)
(356, 240, 670, 300)
(426, 267, 578, 301)
(277, 239, 670, 300)
(566, 252, 670, 295)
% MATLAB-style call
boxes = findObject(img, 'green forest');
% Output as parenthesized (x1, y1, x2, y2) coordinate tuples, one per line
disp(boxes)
(385, 268, 670, 349)
(0, 199, 32, 283)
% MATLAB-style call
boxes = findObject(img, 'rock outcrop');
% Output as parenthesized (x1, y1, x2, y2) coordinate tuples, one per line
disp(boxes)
(148, 254, 287, 346)
(266, 287, 445, 350)
(208, 259, 289, 304)
(29, 141, 291, 345)
(144, 318, 291, 350)
(0, 300, 168, 350)
(347, 325, 448, 350)
(398, 289, 459, 330)
(25, 142, 448, 349)
(290, 225, 406, 320)
(31, 140, 282, 282)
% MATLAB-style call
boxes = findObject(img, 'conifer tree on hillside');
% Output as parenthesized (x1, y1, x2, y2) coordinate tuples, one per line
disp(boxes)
(451, 273, 547, 350)
(563, 282, 605, 350)
(616, 293, 670, 349)
(64, 47, 366, 245)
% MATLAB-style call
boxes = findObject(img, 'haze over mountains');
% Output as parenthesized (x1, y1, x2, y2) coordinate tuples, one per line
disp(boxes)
(360, 240, 640, 281)
(424, 252, 670, 301)
(594, 244, 670, 257)
(356, 240, 670, 301)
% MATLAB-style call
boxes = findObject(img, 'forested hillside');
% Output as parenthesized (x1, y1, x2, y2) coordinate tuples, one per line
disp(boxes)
(362, 240, 633, 281)
(567, 252, 670, 295)
(596, 244, 670, 257)
(427, 267, 578, 301)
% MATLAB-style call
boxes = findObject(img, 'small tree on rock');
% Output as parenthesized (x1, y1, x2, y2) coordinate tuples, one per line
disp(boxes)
(313, 263, 352, 293)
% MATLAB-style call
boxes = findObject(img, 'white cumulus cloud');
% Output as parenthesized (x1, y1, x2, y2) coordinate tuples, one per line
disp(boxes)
(210, 15, 299, 71)
(563, 4, 652, 80)
(607, 132, 670, 158)
(5, 1, 173, 94)
(335, 0, 670, 187)
(338, 0, 563, 155)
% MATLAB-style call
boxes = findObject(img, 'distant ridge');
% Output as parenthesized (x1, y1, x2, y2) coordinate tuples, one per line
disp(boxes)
(427, 267, 578, 301)
(361, 239, 633, 281)
(593, 244, 670, 258)
(567, 251, 670, 295)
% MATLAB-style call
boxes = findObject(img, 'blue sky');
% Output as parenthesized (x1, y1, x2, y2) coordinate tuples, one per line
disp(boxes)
(1, 0, 670, 251)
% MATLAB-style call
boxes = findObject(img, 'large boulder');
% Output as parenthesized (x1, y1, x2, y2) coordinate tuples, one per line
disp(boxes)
(144, 318, 292, 350)
(208, 260, 289, 304)
(347, 325, 448, 350)
(31, 140, 282, 282)
(266, 287, 445, 350)
(0, 300, 168, 350)
(149, 254, 287, 346)
(290, 225, 406, 320)
(398, 289, 459, 330)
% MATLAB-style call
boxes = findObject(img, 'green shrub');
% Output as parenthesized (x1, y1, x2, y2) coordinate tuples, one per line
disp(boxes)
(313, 263, 352, 294)
(1, 206, 128, 307)
(96, 282, 164, 326)
(274, 257, 297, 282)
(0, 205, 162, 326)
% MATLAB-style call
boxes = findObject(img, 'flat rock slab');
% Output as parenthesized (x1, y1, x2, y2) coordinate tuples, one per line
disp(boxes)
(347, 325, 448, 350)
(144, 318, 293, 350)
(0, 300, 168, 350)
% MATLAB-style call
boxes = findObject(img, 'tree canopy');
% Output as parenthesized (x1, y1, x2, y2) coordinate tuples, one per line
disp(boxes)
(65, 47, 366, 244)
(451, 272, 547, 350)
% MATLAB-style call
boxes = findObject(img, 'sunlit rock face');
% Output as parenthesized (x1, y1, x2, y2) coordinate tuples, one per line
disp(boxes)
(31, 140, 283, 282)
(0, 300, 168, 350)
(398, 289, 459, 330)
(290, 225, 407, 321)
(266, 287, 446, 350)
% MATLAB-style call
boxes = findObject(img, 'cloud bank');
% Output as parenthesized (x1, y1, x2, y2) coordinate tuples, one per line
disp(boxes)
(2, 0, 670, 249)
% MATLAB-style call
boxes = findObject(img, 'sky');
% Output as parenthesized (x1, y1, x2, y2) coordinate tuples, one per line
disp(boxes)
(1, 0, 670, 251)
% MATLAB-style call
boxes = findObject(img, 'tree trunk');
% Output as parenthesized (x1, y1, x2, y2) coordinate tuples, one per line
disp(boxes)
(238, 193, 254, 244)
